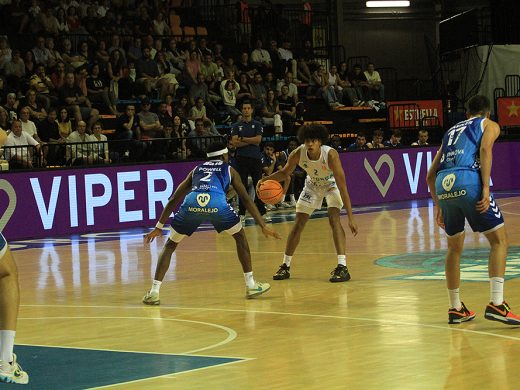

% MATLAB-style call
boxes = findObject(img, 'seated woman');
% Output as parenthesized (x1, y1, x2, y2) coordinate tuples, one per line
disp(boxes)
(261, 89, 283, 135)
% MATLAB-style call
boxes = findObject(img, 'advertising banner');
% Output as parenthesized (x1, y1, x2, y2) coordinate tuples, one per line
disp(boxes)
(1, 142, 519, 240)
(387, 99, 444, 128)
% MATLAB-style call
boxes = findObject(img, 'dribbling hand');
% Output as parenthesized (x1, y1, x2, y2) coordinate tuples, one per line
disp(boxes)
(262, 226, 282, 240)
(144, 228, 163, 243)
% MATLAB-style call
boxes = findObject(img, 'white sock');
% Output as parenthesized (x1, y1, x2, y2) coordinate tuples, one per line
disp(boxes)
(0, 330, 15, 363)
(337, 255, 346, 267)
(448, 288, 462, 310)
(244, 272, 255, 289)
(490, 277, 504, 305)
(283, 254, 292, 267)
(151, 280, 162, 294)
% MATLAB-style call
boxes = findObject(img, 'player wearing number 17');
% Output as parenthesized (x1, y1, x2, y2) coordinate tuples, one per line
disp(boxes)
(258, 124, 358, 282)
(143, 141, 281, 304)
(426, 95, 520, 325)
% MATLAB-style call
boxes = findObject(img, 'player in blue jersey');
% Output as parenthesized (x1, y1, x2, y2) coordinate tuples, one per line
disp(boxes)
(142, 141, 280, 304)
(0, 129, 29, 384)
(427, 95, 520, 325)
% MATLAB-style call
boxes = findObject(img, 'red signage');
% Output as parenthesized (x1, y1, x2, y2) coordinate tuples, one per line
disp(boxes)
(497, 97, 520, 127)
(387, 100, 444, 128)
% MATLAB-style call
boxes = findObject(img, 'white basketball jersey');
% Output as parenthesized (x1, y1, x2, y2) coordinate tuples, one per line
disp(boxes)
(298, 145, 336, 187)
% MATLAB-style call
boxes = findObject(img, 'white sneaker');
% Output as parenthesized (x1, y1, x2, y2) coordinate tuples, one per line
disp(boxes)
(263, 215, 272, 223)
(246, 281, 271, 298)
(279, 201, 292, 208)
(265, 203, 276, 211)
(142, 290, 160, 305)
(0, 354, 29, 385)
(287, 200, 296, 207)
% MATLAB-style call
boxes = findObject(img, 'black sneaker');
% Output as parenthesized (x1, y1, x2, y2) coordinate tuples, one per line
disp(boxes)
(329, 264, 351, 282)
(448, 302, 476, 324)
(273, 264, 290, 280)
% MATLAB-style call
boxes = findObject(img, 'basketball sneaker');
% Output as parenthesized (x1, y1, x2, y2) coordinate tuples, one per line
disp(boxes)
(484, 301, 520, 325)
(0, 354, 29, 385)
(142, 290, 160, 305)
(273, 264, 290, 280)
(246, 281, 271, 298)
(329, 264, 351, 282)
(448, 302, 476, 324)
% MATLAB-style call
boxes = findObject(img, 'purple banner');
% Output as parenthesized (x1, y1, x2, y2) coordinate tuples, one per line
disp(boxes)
(341, 142, 520, 205)
(1, 142, 519, 240)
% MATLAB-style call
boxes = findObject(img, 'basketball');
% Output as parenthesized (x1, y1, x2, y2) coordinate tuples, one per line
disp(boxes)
(257, 180, 284, 205)
(0, 129, 6, 147)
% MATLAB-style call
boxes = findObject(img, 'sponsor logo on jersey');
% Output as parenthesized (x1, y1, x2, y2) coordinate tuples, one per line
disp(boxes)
(442, 173, 456, 191)
(375, 246, 520, 281)
(188, 206, 218, 213)
(437, 189, 466, 200)
(196, 193, 211, 207)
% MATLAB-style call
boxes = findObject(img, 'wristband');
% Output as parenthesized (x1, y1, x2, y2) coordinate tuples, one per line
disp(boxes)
(155, 222, 164, 230)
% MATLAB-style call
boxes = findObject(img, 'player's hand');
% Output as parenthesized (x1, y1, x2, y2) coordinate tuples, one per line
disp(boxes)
(348, 219, 358, 236)
(261, 225, 281, 240)
(435, 204, 445, 230)
(256, 178, 267, 193)
(144, 228, 163, 243)
(476, 188, 490, 213)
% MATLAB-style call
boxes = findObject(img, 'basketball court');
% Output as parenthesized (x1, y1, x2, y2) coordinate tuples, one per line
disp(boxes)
(9, 191, 520, 389)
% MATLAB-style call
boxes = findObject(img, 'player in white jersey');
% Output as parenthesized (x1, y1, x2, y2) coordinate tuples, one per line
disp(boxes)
(258, 124, 358, 281)
(0, 129, 29, 385)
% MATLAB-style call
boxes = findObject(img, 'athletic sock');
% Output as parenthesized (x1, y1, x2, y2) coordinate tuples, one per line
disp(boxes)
(0, 330, 15, 363)
(151, 280, 162, 294)
(337, 255, 346, 267)
(244, 272, 255, 289)
(448, 288, 462, 310)
(283, 254, 292, 267)
(490, 277, 504, 306)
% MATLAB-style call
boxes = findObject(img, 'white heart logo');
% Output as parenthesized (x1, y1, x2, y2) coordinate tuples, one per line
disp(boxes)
(364, 154, 395, 197)
(442, 173, 456, 192)
(0, 179, 17, 231)
(196, 193, 211, 207)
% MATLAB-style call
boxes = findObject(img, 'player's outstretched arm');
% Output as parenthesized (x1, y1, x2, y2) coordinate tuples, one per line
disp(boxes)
(230, 167, 281, 240)
(256, 148, 299, 191)
(145, 171, 194, 243)
(328, 148, 358, 236)
(426, 145, 445, 229)
(477, 119, 500, 213)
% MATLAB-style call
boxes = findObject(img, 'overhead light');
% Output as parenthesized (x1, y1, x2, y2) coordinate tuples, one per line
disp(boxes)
(366, 1, 410, 7)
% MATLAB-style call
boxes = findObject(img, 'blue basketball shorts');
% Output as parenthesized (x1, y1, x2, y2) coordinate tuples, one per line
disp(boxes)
(435, 169, 504, 236)
(0, 232, 7, 258)
(170, 192, 241, 236)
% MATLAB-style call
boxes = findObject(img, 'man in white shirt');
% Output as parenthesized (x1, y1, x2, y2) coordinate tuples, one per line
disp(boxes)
(4, 120, 40, 168)
(251, 40, 272, 73)
(364, 63, 384, 101)
(411, 130, 429, 146)
(19, 106, 40, 142)
(278, 41, 298, 81)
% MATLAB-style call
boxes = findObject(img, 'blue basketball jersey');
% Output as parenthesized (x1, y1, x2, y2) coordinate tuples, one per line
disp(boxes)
(191, 160, 231, 196)
(438, 116, 485, 172)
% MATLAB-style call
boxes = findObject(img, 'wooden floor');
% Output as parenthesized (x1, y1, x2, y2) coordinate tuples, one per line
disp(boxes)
(11, 193, 520, 389)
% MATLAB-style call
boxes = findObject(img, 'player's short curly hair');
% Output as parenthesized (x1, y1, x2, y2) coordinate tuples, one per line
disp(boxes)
(297, 124, 329, 144)
(467, 95, 490, 115)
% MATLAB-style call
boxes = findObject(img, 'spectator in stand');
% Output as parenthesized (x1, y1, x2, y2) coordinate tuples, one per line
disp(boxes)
(137, 97, 162, 140)
(4, 120, 40, 169)
(39, 7, 60, 36)
(335, 66, 363, 107)
(197, 38, 213, 58)
(165, 39, 186, 73)
(38, 107, 66, 165)
(3, 93, 19, 123)
(348, 132, 368, 151)
(29, 64, 55, 111)
(155, 51, 179, 100)
(230, 100, 268, 223)
(157, 102, 172, 128)
(94, 40, 110, 70)
(261, 89, 283, 134)
(23, 50, 35, 77)
(338, 61, 349, 81)
(222, 79, 242, 121)
(184, 50, 201, 87)
(264, 71, 277, 92)
(223, 57, 239, 79)
(189, 97, 211, 124)
(59, 72, 99, 133)
(0, 107, 10, 131)
(295, 40, 319, 83)
(278, 84, 296, 134)
(364, 63, 384, 101)
(61, 38, 86, 69)
(278, 40, 298, 82)
(31, 36, 49, 66)
(275, 136, 301, 204)
(367, 129, 385, 149)
(108, 34, 127, 65)
(177, 95, 192, 119)
(200, 54, 219, 82)
(237, 73, 255, 106)
(384, 129, 402, 148)
(90, 121, 114, 164)
(45, 37, 63, 69)
(251, 40, 272, 74)
(57, 107, 72, 139)
(3, 50, 25, 92)
(56, 7, 69, 34)
(237, 52, 257, 79)
(267, 40, 285, 79)
(136, 47, 160, 97)
(0, 37, 11, 73)
(411, 130, 429, 146)
(251, 72, 267, 110)
(152, 11, 170, 36)
(51, 61, 67, 91)
(67, 120, 96, 165)
(87, 63, 117, 115)
(187, 118, 214, 158)
(330, 134, 345, 152)
(261, 141, 292, 209)
(311, 65, 344, 109)
(25, 89, 47, 123)
(19, 107, 40, 143)
(127, 37, 143, 64)
(117, 66, 136, 100)
(0, 77, 6, 106)
(348, 64, 370, 103)
(276, 71, 299, 102)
